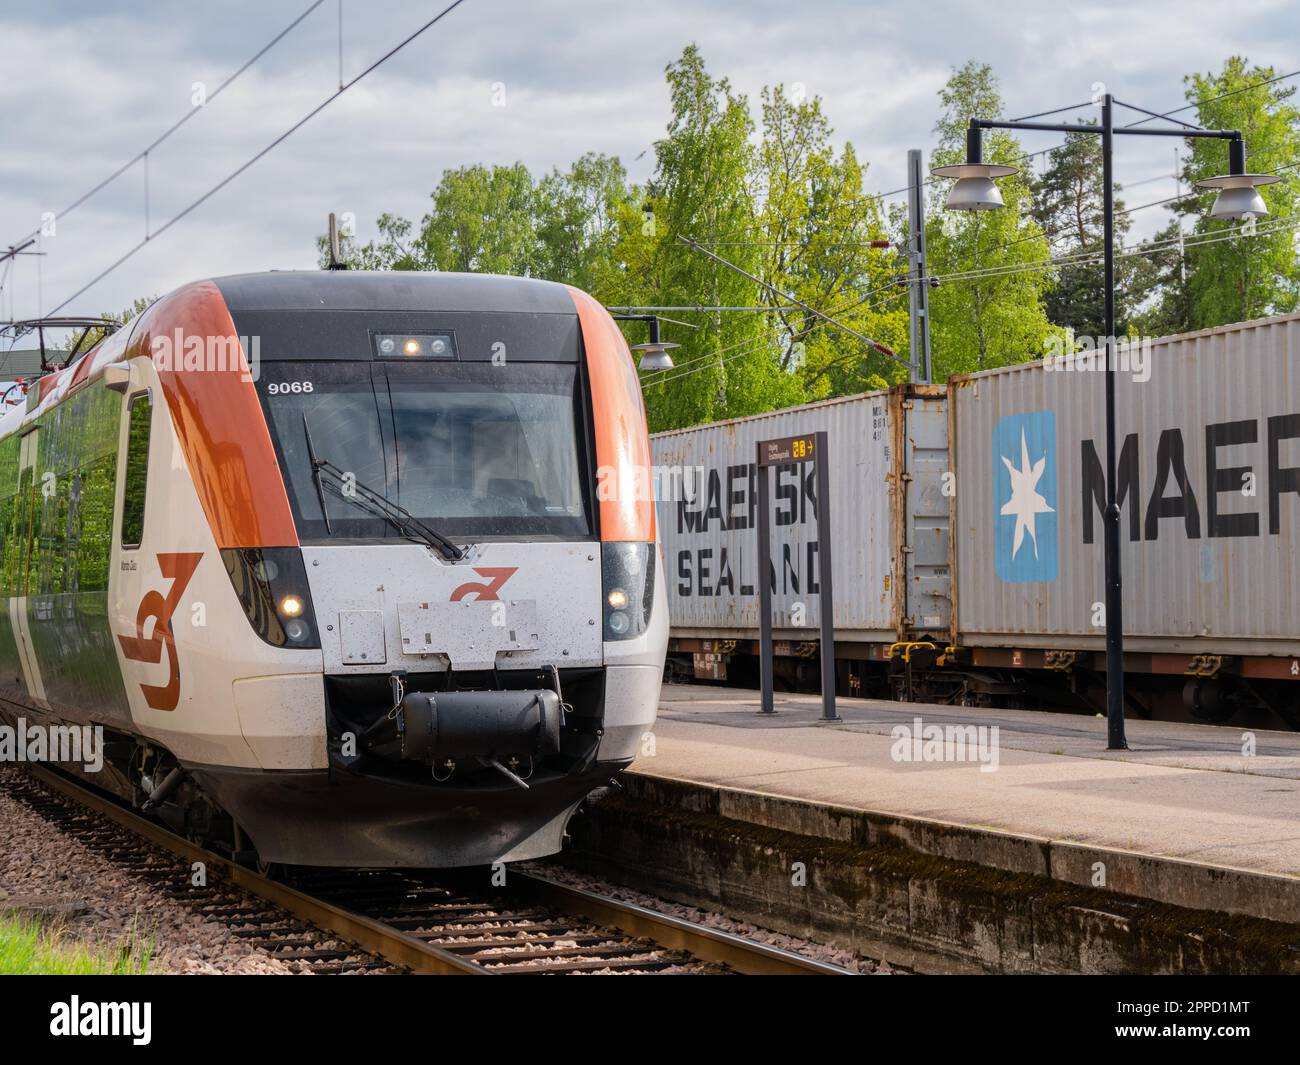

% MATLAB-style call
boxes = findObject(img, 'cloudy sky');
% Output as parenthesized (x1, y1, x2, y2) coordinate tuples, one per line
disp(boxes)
(1, 0, 1296, 325)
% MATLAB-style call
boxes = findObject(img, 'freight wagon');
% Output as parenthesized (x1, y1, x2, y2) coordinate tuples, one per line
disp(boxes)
(651, 384, 950, 695)
(653, 312, 1300, 728)
(948, 312, 1300, 727)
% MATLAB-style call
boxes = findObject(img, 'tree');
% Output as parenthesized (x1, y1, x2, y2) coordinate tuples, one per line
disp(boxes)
(754, 85, 908, 399)
(1031, 128, 1143, 336)
(418, 164, 536, 273)
(622, 45, 780, 430)
(321, 165, 540, 274)
(52, 296, 156, 355)
(532, 153, 632, 294)
(926, 62, 1062, 377)
(1175, 58, 1300, 328)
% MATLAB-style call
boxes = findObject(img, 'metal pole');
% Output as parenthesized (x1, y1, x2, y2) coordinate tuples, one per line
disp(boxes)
(756, 445, 775, 715)
(813, 431, 840, 721)
(906, 149, 932, 384)
(1101, 94, 1128, 750)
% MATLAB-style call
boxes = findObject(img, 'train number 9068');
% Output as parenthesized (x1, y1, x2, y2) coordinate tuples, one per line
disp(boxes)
(266, 381, 314, 395)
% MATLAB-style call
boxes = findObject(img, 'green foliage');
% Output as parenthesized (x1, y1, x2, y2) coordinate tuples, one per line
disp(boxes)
(752, 86, 908, 401)
(926, 62, 1063, 377)
(1031, 128, 1142, 336)
(0, 915, 154, 975)
(1, 383, 121, 597)
(43, 296, 156, 362)
(1175, 58, 1300, 328)
(533, 153, 635, 295)
(628, 46, 785, 429)
(319, 49, 1300, 428)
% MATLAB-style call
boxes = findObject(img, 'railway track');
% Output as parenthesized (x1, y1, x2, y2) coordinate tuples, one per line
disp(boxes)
(10, 766, 854, 976)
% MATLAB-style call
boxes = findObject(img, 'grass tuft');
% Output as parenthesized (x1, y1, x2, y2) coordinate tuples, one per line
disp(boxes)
(0, 913, 156, 975)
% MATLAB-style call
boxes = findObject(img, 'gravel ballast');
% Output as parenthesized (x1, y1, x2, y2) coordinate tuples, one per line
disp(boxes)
(0, 768, 320, 974)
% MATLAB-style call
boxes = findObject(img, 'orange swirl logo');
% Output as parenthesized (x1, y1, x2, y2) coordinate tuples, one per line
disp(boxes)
(449, 566, 517, 602)
(117, 552, 202, 712)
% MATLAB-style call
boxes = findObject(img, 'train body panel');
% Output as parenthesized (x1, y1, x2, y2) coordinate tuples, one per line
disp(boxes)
(106, 348, 319, 770)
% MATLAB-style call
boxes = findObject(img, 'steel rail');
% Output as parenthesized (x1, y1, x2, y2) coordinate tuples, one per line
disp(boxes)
(26, 765, 854, 975)
(507, 870, 855, 976)
(27, 765, 485, 975)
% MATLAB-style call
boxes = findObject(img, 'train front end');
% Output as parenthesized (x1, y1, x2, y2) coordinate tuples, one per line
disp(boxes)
(196, 271, 666, 867)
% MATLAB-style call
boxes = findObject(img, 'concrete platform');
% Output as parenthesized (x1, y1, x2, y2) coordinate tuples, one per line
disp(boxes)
(628, 684, 1300, 924)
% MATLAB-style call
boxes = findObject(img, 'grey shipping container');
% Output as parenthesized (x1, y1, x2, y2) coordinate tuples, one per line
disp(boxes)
(651, 384, 949, 646)
(951, 312, 1300, 659)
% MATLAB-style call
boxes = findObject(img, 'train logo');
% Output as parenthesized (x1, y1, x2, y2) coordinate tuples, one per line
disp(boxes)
(116, 552, 203, 712)
(449, 566, 518, 602)
(994, 411, 1058, 583)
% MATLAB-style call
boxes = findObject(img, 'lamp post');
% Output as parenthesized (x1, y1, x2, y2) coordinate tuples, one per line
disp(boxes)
(931, 94, 1278, 751)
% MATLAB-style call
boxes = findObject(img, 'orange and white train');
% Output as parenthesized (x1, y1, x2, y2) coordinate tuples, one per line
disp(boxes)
(0, 271, 667, 867)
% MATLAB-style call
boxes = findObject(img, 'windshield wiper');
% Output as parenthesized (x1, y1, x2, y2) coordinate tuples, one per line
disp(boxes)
(304, 444, 466, 562)
(301, 414, 333, 536)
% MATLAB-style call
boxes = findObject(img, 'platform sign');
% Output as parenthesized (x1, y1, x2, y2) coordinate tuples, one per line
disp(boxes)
(757, 433, 819, 467)
(755, 430, 839, 722)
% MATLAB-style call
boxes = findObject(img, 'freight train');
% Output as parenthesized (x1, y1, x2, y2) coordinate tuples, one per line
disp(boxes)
(0, 271, 667, 867)
(653, 313, 1300, 730)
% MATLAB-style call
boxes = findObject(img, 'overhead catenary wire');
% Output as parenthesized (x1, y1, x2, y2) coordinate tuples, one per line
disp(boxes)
(648, 216, 1299, 390)
(676, 235, 903, 362)
(0, 0, 328, 266)
(959, 157, 1300, 264)
(646, 287, 908, 390)
(659, 76, 1300, 391)
(918, 214, 1300, 287)
(44, 0, 471, 317)
(830, 69, 1300, 216)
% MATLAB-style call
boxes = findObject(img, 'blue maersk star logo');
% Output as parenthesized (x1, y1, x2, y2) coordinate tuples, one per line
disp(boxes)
(993, 411, 1058, 583)
(1001, 429, 1054, 559)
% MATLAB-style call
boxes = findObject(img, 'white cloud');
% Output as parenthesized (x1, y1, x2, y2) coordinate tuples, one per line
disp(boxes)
(0, 0, 1295, 320)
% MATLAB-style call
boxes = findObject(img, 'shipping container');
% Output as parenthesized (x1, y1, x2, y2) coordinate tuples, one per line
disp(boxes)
(950, 312, 1300, 661)
(651, 384, 949, 656)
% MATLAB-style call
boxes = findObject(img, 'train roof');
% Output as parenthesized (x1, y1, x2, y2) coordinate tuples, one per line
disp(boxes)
(210, 270, 578, 317)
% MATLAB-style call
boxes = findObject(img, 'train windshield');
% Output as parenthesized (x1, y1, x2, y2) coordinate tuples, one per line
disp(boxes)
(258, 361, 591, 541)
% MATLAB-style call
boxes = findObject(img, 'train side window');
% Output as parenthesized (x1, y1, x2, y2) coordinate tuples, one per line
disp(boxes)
(120, 392, 151, 549)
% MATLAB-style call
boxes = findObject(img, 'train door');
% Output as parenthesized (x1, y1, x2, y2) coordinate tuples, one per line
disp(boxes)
(10, 425, 49, 710)
(109, 387, 153, 698)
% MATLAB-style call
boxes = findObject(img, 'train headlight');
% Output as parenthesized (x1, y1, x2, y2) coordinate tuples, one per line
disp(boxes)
(221, 548, 321, 650)
(601, 543, 655, 642)
(372, 331, 456, 360)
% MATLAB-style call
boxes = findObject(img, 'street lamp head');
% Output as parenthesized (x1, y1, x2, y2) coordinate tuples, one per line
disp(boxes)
(1195, 138, 1280, 220)
(932, 166, 1018, 211)
(631, 342, 678, 371)
(1195, 173, 1279, 220)
(930, 124, 1019, 211)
